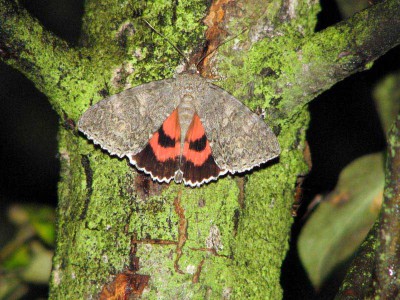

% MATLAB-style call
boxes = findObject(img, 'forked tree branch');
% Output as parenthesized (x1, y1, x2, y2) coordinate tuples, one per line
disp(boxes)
(0, 0, 84, 113)
(0, 0, 399, 119)
(1, 0, 400, 297)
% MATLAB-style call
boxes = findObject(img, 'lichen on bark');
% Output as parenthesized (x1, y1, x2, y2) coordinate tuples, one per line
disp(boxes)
(56, 0, 313, 296)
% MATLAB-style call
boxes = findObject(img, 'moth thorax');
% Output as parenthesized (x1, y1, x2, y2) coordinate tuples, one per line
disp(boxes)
(178, 94, 196, 144)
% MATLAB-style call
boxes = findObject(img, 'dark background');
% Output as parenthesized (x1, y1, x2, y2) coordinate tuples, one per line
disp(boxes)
(0, 0, 398, 299)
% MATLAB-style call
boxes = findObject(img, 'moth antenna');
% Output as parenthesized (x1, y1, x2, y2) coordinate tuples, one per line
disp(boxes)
(142, 19, 190, 65)
(195, 28, 249, 69)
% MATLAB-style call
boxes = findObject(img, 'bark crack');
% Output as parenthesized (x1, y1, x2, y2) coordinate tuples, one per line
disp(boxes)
(192, 259, 205, 283)
(79, 155, 93, 220)
(99, 235, 150, 299)
(173, 190, 187, 274)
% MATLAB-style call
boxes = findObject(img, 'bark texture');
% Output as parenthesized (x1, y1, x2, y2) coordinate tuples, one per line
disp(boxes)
(1, 0, 399, 298)
(373, 112, 400, 299)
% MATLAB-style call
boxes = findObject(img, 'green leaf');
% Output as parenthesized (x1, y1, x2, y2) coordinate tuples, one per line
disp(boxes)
(21, 241, 53, 284)
(27, 206, 56, 246)
(1, 245, 30, 270)
(31, 219, 55, 246)
(7, 204, 56, 246)
(298, 153, 384, 288)
(373, 72, 400, 134)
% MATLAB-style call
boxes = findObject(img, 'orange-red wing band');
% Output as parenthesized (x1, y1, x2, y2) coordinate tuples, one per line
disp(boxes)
(182, 113, 221, 184)
(133, 109, 181, 180)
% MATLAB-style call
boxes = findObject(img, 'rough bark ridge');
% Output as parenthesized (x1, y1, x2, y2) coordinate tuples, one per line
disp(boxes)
(1, 0, 399, 298)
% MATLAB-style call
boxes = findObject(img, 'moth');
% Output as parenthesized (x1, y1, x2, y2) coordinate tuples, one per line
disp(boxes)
(78, 66, 280, 187)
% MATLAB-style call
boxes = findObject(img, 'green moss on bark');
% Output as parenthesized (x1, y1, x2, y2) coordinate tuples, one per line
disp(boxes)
(2, 0, 315, 298)
(53, 0, 312, 297)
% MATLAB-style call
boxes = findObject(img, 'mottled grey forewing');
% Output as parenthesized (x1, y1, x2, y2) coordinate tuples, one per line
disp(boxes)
(78, 79, 179, 157)
(196, 82, 280, 173)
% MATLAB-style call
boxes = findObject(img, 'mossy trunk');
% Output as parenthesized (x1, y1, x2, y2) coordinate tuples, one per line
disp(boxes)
(49, 1, 315, 298)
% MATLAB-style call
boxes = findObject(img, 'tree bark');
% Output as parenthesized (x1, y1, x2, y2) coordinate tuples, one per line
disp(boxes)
(1, 0, 399, 298)
(372, 111, 400, 298)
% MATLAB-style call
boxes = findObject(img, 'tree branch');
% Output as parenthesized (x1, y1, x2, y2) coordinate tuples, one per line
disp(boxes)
(274, 0, 400, 119)
(336, 223, 378, 298)
(0, 0, 88, 114)
(372, 110, 400, 298)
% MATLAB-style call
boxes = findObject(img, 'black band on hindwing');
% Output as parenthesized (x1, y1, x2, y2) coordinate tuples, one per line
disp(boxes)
(158, 127, 176, 148)
(189, 135, 207, 151)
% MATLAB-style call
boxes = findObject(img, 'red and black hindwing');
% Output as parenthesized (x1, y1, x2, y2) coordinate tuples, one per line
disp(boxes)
(132, 109, 181, 182)
(133, 110, 222, 186)
(181, 113, 221, 185)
